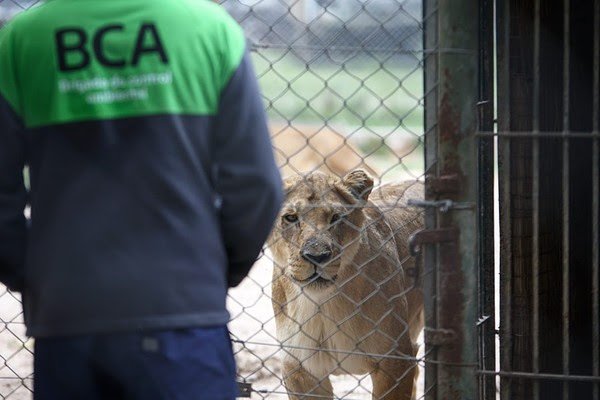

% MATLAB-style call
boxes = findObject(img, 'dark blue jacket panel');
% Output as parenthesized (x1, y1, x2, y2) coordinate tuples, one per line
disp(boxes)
(0, 54, 283, 337)
(0, 94, 28, 293)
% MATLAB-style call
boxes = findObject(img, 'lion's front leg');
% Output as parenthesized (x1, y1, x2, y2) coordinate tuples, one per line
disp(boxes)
(282, 362, 333, 400)
(370, 359, 417, 400)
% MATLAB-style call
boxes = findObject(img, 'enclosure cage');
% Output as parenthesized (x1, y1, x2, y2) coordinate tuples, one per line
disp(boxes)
(0, 0, 599, 399)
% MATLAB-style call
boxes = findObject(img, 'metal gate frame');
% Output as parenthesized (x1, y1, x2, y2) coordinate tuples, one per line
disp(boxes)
(421, 0, 481, 399)
(495, 0, 600, 399)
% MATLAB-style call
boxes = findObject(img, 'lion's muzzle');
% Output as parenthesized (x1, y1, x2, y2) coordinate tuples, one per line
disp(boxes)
(300, 236, 333, 266)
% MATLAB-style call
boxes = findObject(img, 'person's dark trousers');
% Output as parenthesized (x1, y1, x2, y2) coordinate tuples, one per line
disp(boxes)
(33, 326, 237, 400)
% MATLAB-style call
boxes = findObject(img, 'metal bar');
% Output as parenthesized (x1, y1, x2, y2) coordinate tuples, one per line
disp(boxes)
(532, 1, 541, 399)
(477, 0, 496, 398)
(435, 0, 479, 398)
(477, 131, 600, 138)
(477, 370, 600, 383)
(407, 199, 475, 212)
(593, 1, 600, 399)
(496, 0, 513, 398)
(562, 1, 570, 399)
(409, 228, 459, 256)
(423, 1, 439, 399)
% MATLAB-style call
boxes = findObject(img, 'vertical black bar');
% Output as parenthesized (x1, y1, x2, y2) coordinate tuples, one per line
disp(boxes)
(423, 1, 439, 399)
(562, 1, 570, 399)
(593, 2, 600, 399)
(532, 0, 541, 399)
(497, 0, 513, 398)
(478, 0, 496, 399)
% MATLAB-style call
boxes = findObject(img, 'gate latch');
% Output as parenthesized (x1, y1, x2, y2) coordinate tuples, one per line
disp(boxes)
(407, 198, 475, 213)
(408, 227, 459, 257)
(424, 328, 457, 346)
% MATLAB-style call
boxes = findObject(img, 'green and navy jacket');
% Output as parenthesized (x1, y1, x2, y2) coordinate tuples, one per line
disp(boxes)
(0, 0, 282, 337)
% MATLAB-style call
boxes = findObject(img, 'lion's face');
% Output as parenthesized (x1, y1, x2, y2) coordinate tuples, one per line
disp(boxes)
(269, 170, 374, 293)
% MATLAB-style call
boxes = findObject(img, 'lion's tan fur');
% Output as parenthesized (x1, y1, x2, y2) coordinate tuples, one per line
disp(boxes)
(268, 170, 424, 400)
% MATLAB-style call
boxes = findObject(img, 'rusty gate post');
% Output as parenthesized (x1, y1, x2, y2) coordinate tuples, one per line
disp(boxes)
(423, 0, 479, 399)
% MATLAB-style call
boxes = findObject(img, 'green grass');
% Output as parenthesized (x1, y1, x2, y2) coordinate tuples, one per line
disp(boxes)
(252, 50, 425, 181)
(252, 50, 423, 130)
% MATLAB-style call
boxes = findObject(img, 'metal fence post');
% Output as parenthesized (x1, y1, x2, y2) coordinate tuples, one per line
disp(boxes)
(423, 1, 439, 398)
(423, 0, 479, 398)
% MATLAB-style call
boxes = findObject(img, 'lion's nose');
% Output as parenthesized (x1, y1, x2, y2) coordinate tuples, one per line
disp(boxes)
(301, 249, 332, 265)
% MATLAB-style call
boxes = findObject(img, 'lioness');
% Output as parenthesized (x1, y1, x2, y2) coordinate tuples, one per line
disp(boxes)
(268, 170, 424, 400)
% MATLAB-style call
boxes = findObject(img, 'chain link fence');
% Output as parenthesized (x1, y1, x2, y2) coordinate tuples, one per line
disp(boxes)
(0, 289, 31, 399)
(0, 0, 428, 398)
(221, 1, 427, 398)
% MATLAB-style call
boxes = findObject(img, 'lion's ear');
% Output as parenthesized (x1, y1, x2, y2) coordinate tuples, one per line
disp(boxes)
(282, 176, 298, 196)
(341, 170, 374, 202)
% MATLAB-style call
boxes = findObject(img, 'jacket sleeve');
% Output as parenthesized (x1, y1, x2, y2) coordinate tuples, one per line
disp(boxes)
(212, 52, 283, 288)
(0, 26, 28, 292)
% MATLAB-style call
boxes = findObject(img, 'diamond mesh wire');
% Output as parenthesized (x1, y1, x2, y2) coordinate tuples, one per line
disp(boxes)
(0, 0, 427, 398)
(0, 287, 33, 399)
(222, 1, 427, 398)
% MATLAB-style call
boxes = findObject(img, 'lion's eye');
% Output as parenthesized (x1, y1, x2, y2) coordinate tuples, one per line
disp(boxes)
(330, 214, 342, 224)
(283, 214, 298, 223)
